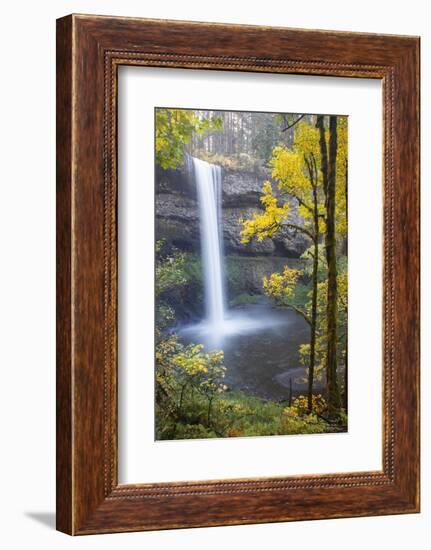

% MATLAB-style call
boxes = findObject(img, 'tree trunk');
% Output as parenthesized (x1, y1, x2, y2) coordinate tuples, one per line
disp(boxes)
(343, 339, 348, 411)
(288, 377, 293, 407)
(307, 183, 319, 413)
(317, 115, 341, 412)
(307, 235, 318, 413)
(343, 157, 348, 410)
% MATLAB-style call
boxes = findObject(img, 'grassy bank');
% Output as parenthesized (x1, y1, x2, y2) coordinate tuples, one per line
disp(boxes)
(156, 387, 345, 441)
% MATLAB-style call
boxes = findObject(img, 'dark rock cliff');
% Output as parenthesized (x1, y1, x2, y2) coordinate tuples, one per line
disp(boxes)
(155, 162, 308, 302)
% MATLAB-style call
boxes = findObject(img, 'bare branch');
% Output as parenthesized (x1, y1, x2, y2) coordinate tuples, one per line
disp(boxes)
(285, 304, 311, 325)
(278, 187, 314, 215)
(281, 114, 306, 132)
(283, 222, 314, 241)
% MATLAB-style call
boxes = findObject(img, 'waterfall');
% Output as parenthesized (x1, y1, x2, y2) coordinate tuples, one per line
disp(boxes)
(180, 157, 284, 346)
(192, 157, 226, 329)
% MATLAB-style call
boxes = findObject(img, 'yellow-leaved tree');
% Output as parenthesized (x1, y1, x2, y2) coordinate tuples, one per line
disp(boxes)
(155, 109, 222, 169)
(154, 111, 226, 439)
(316, 115, 348, 412)
(240, 118, 325, 412)
(240, 115, 348, 414)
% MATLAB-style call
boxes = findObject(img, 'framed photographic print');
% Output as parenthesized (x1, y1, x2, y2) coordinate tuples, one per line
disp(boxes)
(56, 14, 420, 535)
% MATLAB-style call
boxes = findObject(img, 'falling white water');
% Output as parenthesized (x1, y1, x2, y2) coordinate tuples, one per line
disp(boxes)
(192, 157, 226, 329)
(180, 157, 288, 347)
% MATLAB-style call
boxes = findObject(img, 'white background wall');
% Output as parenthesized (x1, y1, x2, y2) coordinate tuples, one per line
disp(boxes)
(0, 1, 427, 548)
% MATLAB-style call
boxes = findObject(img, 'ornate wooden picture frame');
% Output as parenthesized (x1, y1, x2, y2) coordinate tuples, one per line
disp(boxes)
(56, 14, 420, 535)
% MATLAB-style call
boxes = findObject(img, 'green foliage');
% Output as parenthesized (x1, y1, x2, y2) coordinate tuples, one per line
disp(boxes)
(287, 281, 312, 309)
(224, 256, 249, 298)
(172, 253, 204, 318)
(154, 112, 349, 436)
(181, 253, 203, 285)
(155, 240, 189, 329)
(155, 240, 187, 296)
(154, 248, 347, 440)
(155, 335, 227, 437)
(155, 108, 222, 169)
(295, 259, 347, 382)
(315, 260, 348, 363)
(300, 243, 328, 279)
(156, 375, 338, 440)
